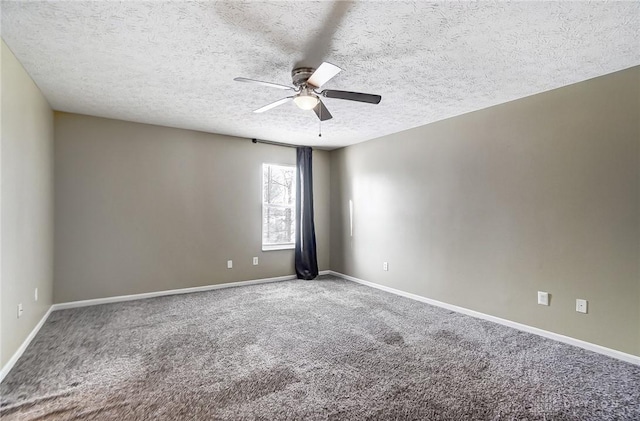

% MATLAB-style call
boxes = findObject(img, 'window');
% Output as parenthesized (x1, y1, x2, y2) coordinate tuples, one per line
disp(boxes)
(262, 163, 296, 251)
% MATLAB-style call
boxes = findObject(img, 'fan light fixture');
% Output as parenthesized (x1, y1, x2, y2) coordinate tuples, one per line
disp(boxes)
(294, 93, 318, 110)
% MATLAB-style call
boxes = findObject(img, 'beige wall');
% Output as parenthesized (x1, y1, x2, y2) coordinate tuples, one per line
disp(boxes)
(54, 113, 330, 303)
(1, 40, 54, 368)
(330, 67, 640, 356)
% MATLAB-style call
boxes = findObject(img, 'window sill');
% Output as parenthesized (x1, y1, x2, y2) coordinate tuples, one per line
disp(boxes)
(262, 243, 295, 251)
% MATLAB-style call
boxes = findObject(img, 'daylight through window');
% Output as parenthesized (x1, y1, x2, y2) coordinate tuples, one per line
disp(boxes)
(262, 164, 296, 250)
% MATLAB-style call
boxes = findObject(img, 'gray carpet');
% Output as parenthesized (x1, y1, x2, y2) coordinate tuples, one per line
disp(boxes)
(1, 275, 639, 420)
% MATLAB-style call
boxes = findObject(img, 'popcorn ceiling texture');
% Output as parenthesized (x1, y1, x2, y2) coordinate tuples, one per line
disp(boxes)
(1, 1, 639, 148)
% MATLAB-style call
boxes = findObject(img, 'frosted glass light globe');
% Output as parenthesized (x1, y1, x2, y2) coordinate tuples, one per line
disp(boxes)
(294, 94, 319, 110)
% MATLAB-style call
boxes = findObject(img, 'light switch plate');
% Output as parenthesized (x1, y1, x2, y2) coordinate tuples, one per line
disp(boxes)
(227, 260, 233, 269)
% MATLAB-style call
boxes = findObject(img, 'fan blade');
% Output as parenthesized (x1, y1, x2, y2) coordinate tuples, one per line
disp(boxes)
(295, 3, 352, 69)
(307, 62, 342, 88)
(234, 77, 293, 91)
(253, 97, 293, 113)
(322, 89, 381, 104)
(313, 99, 333, 121)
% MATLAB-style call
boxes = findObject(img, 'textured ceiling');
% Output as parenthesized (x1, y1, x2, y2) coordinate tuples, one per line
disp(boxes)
(1, 1, 639, 149)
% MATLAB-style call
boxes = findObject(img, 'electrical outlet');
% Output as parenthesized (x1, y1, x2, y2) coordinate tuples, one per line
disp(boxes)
(35, 287, 38, 302)
(383, 262, 389, 271)
(576, 299, 588, 314)
(227, 260, 233, 269)
(17, 303, 23, 318)
(253, 257, 259, 266)
(537, 291, 549, 306)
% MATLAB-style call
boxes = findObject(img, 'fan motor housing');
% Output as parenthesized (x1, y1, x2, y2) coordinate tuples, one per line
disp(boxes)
(291, 67, 315, 87)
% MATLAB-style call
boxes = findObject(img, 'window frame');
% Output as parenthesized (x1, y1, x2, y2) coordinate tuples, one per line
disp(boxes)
(262, 163, 296, 251)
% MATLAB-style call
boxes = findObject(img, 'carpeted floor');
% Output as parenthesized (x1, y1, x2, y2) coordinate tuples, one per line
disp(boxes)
(1, 275, 639, 420)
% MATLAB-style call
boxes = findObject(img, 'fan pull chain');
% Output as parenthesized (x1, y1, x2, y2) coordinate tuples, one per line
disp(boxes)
(318, 102, 322, 137)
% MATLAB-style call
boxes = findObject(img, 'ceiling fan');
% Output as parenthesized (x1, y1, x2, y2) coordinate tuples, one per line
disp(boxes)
(234, 62, 381, 121)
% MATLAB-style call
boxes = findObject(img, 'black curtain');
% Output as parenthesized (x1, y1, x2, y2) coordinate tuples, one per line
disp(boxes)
(295, 147, 318, 280)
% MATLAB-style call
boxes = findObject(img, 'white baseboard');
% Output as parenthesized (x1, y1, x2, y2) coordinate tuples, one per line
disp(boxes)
(54, 271, 332, 310)
(52, 274, 306, 311)
(0, 306, 53, 383)
(328, 271, 640, 366)
(11, 269, 629, 384)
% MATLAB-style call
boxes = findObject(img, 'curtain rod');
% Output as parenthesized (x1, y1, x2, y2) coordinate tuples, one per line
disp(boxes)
(252, 138, 307, 149)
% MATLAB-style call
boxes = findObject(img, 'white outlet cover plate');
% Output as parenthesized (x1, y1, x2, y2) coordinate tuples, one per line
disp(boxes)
(537, 291, 549, 306)
(576, 299, 588, 314)
(227, 260, 233, 269)
(253, 257, 258, 265)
